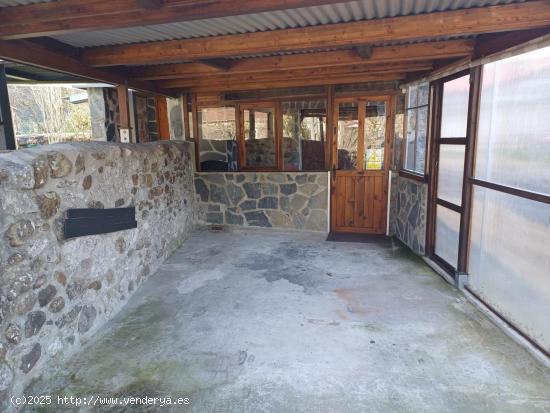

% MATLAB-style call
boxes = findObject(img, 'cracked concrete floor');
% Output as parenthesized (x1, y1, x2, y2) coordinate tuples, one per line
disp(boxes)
(29, 228, 550, 412)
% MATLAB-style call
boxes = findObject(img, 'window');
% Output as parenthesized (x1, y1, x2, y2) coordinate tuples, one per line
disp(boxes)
(242, 105, 277, 169)
(198, 106, 236, 171)
(403, 82, 429, 174)
(282, 100, 326, 171)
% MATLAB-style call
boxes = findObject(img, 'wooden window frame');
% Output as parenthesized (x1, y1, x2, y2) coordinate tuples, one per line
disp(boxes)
(237, 101, 282, 171)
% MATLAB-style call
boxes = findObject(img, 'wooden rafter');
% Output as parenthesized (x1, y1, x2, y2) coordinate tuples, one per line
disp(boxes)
(0, 0, 350, 40)
(0, 39, 167, 96)
(157, 61, 434, 89)
(168, 73, 407, 93)
(128, 40, 474, 80)
(81, 1, 550, 66)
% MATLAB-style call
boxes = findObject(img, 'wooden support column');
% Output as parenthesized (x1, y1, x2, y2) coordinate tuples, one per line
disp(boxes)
(117, 83, 130, 142)
(0, 64, 16, 150)
(155, 96, 170, 140)
(191, 93, 200, 170)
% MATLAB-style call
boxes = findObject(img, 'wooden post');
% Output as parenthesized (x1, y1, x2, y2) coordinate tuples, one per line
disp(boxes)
(0, 64, 16, 150)
(155, 96, 170, 140)
(116, 83, 130, 142)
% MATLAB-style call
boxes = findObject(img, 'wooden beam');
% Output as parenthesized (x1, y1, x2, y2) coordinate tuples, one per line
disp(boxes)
(0, 0, 349, 40)
(117, 84, 131, 134)
(128, 40, 474, 80)
(0, 39, 168, 96)
(173, 73, 406, 93)
(473, 28, 550, 59)
(157, 61, 433, 89)
(82, 1, 550, 67)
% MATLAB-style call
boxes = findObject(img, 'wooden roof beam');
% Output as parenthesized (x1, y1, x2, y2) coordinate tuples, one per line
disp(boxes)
(128, 39, 474, 80)
(176, 73, 407, 93)
(82, 1, 550, 67)
(0, 39, 169, 96)
(0, 0, 350, 40)
(156, 60, 434, 89)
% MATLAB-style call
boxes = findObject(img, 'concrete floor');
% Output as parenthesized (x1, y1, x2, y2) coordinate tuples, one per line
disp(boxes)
(29, 228, 550, 412)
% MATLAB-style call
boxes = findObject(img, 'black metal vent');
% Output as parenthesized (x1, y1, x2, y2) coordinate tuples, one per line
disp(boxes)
(64, 207, 137, 239)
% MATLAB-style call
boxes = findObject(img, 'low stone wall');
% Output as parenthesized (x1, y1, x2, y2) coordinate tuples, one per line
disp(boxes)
(0, 141, 197, 408)
(195, 172, 329, 232)
(389, 174, 428, 254)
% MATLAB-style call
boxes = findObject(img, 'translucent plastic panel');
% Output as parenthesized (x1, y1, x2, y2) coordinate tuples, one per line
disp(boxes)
(282, 100, 326, 171)
(337, 102, 358, 170)
(440, 75, 470, 138)
(475, 46, 550, 195)
(435, 205, 461, 267)
(244, 108, 276, 168)
(437, 144, 465, 205)
(469, 186, 550, 352)
(364, 101, 386, 170)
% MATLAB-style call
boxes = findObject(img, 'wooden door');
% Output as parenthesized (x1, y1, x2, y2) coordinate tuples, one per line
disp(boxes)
(331, 96, 392, 234)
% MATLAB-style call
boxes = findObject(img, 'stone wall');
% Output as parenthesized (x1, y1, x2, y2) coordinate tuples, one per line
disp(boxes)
(195, 172, 329, 232)
(389, 174, 428, 254)
(0, 141, 198, 408)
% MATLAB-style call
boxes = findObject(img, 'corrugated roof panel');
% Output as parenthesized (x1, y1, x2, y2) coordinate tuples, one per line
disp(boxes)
(27, 0, 523, 48)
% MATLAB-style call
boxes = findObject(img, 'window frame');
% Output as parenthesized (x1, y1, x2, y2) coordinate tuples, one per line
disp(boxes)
(400, 81, 430, 180)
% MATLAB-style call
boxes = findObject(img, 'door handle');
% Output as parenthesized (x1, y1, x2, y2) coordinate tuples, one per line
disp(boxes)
(332, 164, 336, 179)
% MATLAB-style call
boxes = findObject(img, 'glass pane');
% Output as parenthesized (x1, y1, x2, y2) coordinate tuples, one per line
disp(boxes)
(418, 82, 429, 106)
(475, 46, 550, 195)
(408, 85, 418, 108)
(198, 107, 236, 171)
(469, 186, 550, 351)
(437, 144, 465, 205)
(404, 108, 417, 171)
(337, 102, 358, 170)
(244, 107, 276, 168)
(393, 94, 405, 170)
(440, 74, 470, 138)
(435, 205, 461, 268)
(282, 100, 326, 171)
(415, 106, 428, 173)
(364, 101, 386, 170)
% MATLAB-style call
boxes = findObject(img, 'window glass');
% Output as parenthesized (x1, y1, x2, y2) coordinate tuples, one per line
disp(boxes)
(440, 75, 470, 138)
(337, 102, 359, 170)
(282, 100, 326, 171)
(198, 107, 236, 171)
(393, 95, 405, 170)
(364, 101, 386, 170)
(403, 81, 429, 174)
(244, 107, 276, 168)
(475, 46, 550, 195)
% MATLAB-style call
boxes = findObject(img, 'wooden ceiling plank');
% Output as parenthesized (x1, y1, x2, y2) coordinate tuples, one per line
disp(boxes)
(81, 1, 550, 67)
(0, 0, 351, 40)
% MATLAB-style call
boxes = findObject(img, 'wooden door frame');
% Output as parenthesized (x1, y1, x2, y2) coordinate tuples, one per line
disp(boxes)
(330, 94, 394, 233)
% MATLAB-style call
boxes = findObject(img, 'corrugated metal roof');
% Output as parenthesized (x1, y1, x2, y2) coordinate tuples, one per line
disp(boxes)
(48, 0, 524, 48)
(0, 0, 51, 7)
